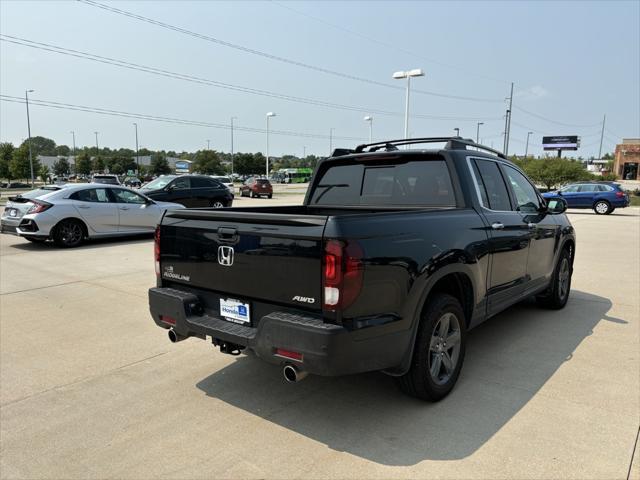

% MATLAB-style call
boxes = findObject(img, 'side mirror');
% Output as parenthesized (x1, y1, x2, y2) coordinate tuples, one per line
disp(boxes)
(546, 198, 568, 214)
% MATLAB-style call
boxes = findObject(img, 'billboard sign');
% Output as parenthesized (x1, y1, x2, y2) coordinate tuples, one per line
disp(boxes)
(175, 160, 191, 173)
(542, 135, 580, 151)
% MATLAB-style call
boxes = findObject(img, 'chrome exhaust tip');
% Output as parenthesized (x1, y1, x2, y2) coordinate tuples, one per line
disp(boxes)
(168, 329, 186, 343)
(283, 364, 308, 383)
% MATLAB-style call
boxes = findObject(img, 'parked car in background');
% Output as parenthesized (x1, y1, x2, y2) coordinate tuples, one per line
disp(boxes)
(210, 176, 234, 193)
(542, 181, 629, 214)
(1, 184, 184, 247)
(91, 174, 121, 185)
(139, 174, 233, 208)
(123, 177, 142, 188)
(239, 177, 273, 198)
(1, 182, 32, 189)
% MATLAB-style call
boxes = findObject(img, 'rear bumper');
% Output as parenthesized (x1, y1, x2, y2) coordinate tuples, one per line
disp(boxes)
(0, 219, 19, 235)
(149, 287, 406, 376)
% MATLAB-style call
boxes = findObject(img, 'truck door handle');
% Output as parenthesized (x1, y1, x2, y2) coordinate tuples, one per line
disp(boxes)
(491, 222, 504, 230)
(77, 205, 91, 209)
(119, 207, 130, 211)
(218, 226, 238, 241)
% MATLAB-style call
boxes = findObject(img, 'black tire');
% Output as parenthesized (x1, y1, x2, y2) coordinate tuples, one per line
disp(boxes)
(396, 294, 466, 402)
(268, 194, 273, 199)
(607, 208, 615, 215)
(251, 192, 256, 198)
(536, 247, 572, 309)
(593, 200, 611, 215)
(53, 219, 85, 248)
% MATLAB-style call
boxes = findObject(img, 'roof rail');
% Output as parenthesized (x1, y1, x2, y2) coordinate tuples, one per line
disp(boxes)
(353, 136, 507, 159)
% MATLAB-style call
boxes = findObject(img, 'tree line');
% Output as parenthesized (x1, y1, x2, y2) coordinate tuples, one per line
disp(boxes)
(0, 135, 616, 189)
(0, 135, 324, 182)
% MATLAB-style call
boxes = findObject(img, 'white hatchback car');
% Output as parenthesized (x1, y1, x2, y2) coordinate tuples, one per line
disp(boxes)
(1, 183, 184, 247)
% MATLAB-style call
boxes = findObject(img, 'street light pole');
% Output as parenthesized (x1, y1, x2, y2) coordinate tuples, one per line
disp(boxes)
(94, 131, 99, 156)
(364, 116, 373, 143)
(392, 69, 424, 140)
(329, 128, 334, 156)
(454, 127, 460, 137)
(230, 117, 237, 175)
(303, 146, 306, 159)
(207, 139, 210, 150)
(525, 131, 533, 157)
(25, 89, 35, 186)
(266, 112, 276, 177)
(133, 123, 139, 174)
(476, 122, 484, 143)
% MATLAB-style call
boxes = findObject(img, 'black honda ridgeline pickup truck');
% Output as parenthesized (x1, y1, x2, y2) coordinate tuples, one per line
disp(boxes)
(149, 137, 574, 401)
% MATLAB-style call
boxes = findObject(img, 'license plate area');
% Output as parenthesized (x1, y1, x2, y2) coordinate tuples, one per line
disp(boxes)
(219, 298, 251, 325)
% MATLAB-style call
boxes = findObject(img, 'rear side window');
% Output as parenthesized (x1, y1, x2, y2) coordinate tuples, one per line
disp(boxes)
(596, 184, 614, 192)
(310, 158, 455, 206)
(578, 184, 597, 192)
(191, 177, 214, 188)
(472, 159, 512, 211)
(71, 188, 111, 203)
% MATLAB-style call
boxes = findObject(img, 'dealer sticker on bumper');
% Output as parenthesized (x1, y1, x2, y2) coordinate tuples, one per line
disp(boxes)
(220, 298, 250, 324)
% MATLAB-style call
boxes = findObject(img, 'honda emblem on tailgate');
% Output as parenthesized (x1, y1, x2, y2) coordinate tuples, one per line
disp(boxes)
(218, 246, 234, 266)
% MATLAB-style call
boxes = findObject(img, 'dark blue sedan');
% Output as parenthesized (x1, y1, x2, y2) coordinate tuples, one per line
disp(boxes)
(542, 181, 629, 215)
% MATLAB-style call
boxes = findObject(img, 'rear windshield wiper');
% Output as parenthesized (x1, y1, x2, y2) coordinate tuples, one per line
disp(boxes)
(313, 183, 349, 204)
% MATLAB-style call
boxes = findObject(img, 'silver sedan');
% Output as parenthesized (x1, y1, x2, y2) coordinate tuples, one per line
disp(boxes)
(1, 183, 184, 247)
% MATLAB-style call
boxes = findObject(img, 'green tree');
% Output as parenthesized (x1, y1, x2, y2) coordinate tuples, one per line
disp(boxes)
(10, 144, 40, 181)
(55, 145, 70, 156)
(193, 150, 225, 175)
(520, 158, 594, 190)
(53, 158, 70, 176)
(0, 142, 14, 180)
(22, 136, 56, 157)
(92, 156, 105, 173)
(39, 165, 50, 183)
(75, 152, 92, 176)
(150, 154, 171, 175)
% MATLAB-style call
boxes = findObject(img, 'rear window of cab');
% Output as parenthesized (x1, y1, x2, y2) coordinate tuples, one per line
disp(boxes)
(309, 157, 455, 207)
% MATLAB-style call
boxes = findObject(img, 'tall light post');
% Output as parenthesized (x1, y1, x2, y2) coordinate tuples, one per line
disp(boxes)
(230, 116, 237, 175)
(392, 69, 424, 139)
(364, 116, 373, 143)
(454, 127, 460, 137)
(25, 89, 35, 186)
(476, 122, 484, 143)
(303, 146, 306, 159)
(525, 131, 533, 158)
(329, 128, 334, 155)
(206, 139, 210, 150)
(94, 131, 99, 156)
(133, 123, 139, 174)
(265, 112, 276, 177)
(70, 130, 76, 174)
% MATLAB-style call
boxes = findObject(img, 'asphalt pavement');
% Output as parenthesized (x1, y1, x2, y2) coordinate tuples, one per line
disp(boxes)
(1, 199, 638, 479)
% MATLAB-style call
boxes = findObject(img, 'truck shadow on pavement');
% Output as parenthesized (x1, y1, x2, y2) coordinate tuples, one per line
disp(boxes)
(196, 291, 625, 466)
(5, 234, 153, 252)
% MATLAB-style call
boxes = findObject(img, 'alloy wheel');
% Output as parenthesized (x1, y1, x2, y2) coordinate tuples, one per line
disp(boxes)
(428, 312, 462, 385)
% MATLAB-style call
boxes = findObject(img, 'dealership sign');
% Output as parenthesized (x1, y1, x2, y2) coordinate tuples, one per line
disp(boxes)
(542, 135, 580, 151)
(175, 160, 191, 173)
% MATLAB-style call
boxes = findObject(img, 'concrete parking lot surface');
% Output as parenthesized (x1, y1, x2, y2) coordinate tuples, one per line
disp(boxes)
(1, 199, 639, 479)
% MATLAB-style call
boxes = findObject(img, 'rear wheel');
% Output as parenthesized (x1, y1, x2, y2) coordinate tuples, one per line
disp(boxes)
(594, 200, 610, 215)
(396, 294, 466, 402)
(53, 219, 85, 248)
(537, 247, 572, 309)
(210, 200, 224, 208)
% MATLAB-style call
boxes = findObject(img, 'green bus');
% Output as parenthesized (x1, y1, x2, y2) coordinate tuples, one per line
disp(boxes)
(274, 168, 313, 184)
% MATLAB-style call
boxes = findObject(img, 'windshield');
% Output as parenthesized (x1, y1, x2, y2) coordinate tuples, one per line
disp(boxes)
(142, 176, 176, 190)
(216, 177, 231, 183)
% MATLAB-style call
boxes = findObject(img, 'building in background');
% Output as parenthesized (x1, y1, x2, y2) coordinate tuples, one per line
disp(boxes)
(614, 139, 640, 180)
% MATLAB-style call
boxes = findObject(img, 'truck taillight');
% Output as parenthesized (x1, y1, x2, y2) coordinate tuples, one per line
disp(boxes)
(322, 240, 363, 311)
(154, 225, 161, 277)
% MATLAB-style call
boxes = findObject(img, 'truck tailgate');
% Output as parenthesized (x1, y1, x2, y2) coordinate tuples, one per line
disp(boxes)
(159, 209, 327, 311)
